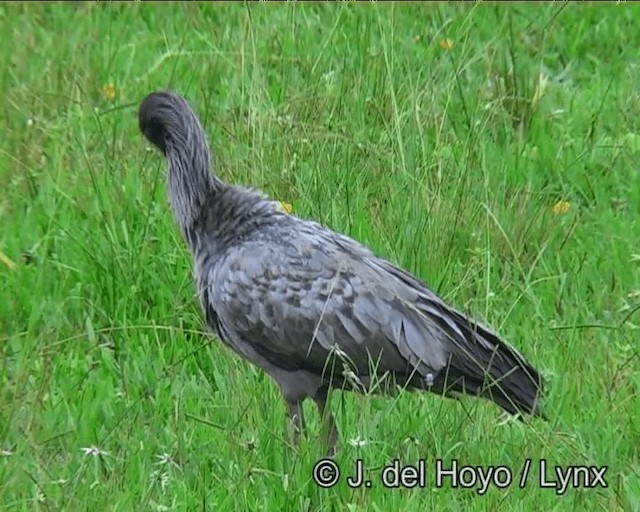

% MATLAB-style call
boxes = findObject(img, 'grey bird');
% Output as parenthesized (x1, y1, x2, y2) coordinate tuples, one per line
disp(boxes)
(138, 90, 545, 454)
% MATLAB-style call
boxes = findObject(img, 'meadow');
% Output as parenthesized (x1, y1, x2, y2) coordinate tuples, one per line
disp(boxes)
(1, 3, 639, 510)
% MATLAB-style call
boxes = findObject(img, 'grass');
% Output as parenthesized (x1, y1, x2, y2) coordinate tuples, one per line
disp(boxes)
(1, 2, 639, 510)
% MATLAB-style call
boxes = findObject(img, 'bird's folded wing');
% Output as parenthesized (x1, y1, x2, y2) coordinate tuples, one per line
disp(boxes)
(206, 240, 455, 379)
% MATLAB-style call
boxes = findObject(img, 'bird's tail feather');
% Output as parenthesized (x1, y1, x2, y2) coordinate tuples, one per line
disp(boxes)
(431, 308, 545, 418)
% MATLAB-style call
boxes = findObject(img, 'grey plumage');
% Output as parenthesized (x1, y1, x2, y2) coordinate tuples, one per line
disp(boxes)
(139, 91, 546, 454)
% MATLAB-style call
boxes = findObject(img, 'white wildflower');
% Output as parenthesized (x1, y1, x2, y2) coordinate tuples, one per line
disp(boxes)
(80, 445, 109, 457)
(348, 436, 367, 448)
(425, 373, 434, 388)
(155, 452, 181, 471)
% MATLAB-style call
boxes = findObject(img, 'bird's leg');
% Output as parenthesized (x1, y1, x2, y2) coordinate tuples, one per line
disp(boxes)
(313, 387, 339, 457)
(286, 400, 306, 448)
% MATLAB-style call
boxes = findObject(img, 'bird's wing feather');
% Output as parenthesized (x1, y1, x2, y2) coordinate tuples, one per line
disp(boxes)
(205, 228, 456, 381)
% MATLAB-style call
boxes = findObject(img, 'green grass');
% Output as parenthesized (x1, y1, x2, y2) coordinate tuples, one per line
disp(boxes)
(1, 2, 639, 510)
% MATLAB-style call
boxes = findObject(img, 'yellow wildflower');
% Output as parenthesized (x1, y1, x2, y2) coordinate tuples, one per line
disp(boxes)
(440, 38, 453, 51)
(551, 200, 571, 214)
(275, 201, 293, 214)
(101, 83, 116, 102)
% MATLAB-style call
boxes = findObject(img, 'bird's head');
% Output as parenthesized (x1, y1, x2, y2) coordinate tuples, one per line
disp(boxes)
(138, 91, 196, 156)
(138, 90, 218, 231)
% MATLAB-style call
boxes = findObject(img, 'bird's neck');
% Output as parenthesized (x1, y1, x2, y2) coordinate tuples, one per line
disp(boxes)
(167, 138, 222, 235)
